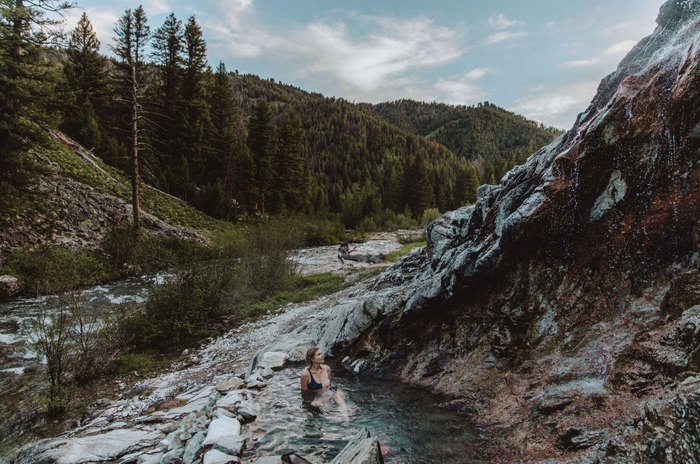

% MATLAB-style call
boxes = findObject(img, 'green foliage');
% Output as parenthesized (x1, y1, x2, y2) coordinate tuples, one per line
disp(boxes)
(101, 226, 213, 272)
(120, 218, 304, 351)
(241, 273, 345, 318)
(6, 246, 109, 294)
(421, 207, 441, 226)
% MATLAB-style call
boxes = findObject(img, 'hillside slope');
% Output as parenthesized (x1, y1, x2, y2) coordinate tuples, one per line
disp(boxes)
(0, 132, 214, 263)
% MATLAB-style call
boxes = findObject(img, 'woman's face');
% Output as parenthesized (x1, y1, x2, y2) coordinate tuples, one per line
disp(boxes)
(313, 350, 325, 364)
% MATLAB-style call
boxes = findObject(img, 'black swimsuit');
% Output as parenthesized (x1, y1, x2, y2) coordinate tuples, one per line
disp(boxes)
(308, 367, 324, 391)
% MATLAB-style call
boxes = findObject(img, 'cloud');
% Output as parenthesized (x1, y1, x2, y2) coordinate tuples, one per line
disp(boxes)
(484, 30, 527, 45)
(144, 0, 171, 16)
(559, 58, 603, 68)
(487, 13, 524, 30)
(510, 80, 599, 129)
(604, 39, 637, 57)
(292, 17, 461, 92)
(433, 68, 490, 104)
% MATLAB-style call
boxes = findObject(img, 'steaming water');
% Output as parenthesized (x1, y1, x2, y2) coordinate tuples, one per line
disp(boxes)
(243, 366, 486, 463)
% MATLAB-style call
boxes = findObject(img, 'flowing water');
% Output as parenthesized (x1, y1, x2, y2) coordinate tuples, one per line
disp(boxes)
(243, 366, 486, 464)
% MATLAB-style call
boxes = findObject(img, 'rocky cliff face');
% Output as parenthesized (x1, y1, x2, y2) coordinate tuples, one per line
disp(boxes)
(322, 1, 700, 461)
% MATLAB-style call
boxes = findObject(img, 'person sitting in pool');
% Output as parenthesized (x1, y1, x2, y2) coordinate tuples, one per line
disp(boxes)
(300, 346, 347, 410)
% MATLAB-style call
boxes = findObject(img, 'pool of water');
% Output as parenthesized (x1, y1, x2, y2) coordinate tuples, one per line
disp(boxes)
(243, 365, 487, 463)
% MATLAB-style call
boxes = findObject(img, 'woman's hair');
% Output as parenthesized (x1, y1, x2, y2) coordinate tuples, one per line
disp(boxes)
(306, 346, 320, 366)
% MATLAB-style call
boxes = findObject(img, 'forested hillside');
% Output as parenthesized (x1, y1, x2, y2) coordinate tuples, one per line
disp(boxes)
(2, 5, 560, 232)
(363, 100, 563, 183)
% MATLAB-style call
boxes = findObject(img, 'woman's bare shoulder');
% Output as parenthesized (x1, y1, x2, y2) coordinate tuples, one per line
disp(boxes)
(322, 364, 332, 372)
(300, 369, 310, 377)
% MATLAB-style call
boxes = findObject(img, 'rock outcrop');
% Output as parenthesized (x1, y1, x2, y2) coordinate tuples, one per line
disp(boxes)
(276, 1, 700, 461)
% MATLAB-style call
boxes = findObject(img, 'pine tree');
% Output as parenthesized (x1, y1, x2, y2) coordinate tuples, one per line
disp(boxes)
(62, 12, 106, 150)
(207, 61, 246, 219)
(453, 163, 480, 206)
(0, 0, 70, 210)
(150, 12, 184, 192)
(181, 15, 210, 186)
(277, 110, 308, 212)
(404, 155, 435, 220)
(112, 5, 150, 234)
(247, 99, 277, 213)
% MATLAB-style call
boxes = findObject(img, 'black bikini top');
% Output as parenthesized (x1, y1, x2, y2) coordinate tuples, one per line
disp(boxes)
(307, 367, 324, 390)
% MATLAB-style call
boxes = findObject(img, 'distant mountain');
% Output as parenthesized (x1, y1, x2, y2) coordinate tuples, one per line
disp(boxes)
(363, 99, 563, 181)
(227, 75, 561, 219)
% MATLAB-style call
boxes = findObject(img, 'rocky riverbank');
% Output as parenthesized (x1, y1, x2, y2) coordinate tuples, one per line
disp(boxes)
(6, 270, 396, 464)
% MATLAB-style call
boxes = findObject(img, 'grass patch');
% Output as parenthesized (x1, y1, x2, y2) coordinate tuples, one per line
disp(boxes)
(240, 272, 346, 318)
(385, 241, 426, 262)
(45, 140, 230, 234)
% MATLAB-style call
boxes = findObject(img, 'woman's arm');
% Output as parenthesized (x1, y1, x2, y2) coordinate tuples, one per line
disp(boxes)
(300, 370, 309, 391)
(326, 365, 332, 386)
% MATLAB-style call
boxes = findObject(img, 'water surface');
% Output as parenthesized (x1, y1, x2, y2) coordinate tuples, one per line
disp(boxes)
(243, 365, 486, 463)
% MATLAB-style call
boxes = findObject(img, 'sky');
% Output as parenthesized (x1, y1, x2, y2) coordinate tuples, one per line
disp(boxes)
(65, 0, 665, 129)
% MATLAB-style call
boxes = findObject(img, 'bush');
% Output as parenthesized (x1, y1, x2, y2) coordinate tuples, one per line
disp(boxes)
(121, 218, 304, 351)
(6, 245, 109, 294)
(102, 226, 213, 272)
(421, 207, 442, 226)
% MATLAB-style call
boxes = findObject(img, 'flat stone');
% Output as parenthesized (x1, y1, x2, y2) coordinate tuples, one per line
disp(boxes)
(202, 416, 241, 448)
(202, 448, 241, 464)
(329, 429, 383, 464)
(237, 400, 260, 423)
(215, 378, 245, 393)
(257, 351, 288, 370)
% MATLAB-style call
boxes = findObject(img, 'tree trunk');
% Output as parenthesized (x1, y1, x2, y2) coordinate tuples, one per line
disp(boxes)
(130, 62, 141, 235)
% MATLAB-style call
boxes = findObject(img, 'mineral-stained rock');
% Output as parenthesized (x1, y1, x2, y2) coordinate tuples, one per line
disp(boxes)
(182, 431, 205, 464)
(215, 378, 245, 393)
(257, 352, 288, 370)
(661, 271, 700, 319)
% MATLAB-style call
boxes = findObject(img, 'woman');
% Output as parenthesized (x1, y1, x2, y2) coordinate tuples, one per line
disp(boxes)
(300, 347, 347, 410)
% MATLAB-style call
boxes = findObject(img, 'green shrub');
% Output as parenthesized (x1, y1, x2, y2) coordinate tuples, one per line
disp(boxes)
(102, 227, 213, 273)
(421, 207, 442, 226)
(386, 241, 427, 262)
(6, 245, 109, 294)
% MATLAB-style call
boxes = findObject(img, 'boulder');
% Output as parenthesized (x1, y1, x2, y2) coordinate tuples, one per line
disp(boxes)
(257, 351, 288, 370)
(237, 400, 260, 423)
(215, 378, 245, 393)
(0, 274, 21, 299)
(182, 431, 205, 464)
(203, 416, 241, 449)
(329, 429, 383, 464)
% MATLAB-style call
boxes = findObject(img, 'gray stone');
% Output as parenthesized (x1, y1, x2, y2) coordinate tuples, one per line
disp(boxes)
(0, 274, 21, 299)
(237, 400, 260, 423)
(252, 457, 283, 464)
(202, 416, 241, 448)
(210, 435, 246, 457)
(215, 378, 245, 393)
(12, 428, 164, 464)
(329, 429, 383, 464)
(589, 170, 626, 221)
(257, 351, 288, 370)
(182, 431, 205, 464)
(202, 448, 240, 464)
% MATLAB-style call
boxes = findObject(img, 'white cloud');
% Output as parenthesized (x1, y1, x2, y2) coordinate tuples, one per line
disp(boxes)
(433, 69, 490, 104)
(488, 13, 524, 30)
(144, 0, 171, 16)
(510, 80, 599, 129)
(292, 17, 461, 92)
(604, 39, 637, 57)
(484, 30, 527, 45)
(559, 58, 603, 68)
